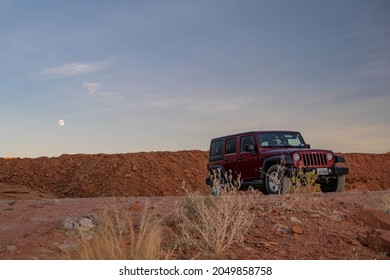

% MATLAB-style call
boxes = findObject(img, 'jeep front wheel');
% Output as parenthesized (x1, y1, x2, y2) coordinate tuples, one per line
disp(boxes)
(265, 164, 290, 195)
(320, 175, 345, 193)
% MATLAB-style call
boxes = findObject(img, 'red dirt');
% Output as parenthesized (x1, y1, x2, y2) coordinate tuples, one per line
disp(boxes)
(0, 151, 389, 260)
(0, 151, 209, 198)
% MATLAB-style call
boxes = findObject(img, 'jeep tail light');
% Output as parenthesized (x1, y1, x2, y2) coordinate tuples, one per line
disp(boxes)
(326, 153, 333, 161)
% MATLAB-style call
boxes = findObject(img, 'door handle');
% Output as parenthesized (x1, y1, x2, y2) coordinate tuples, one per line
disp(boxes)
(237, 156, 244, 160)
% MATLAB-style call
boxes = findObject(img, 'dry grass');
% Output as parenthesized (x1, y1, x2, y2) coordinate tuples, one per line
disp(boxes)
(278, 192, 343, 221)
(64, 205, 171, 260)
(288, 169, 321, 194)
(175, 174, 257, 256)
(274, 170, 343, 221)
(208, 168, 242, 196)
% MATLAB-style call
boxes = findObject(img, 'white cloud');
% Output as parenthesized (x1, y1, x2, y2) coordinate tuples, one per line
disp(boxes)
(94, 91, 126, 103)
(82, 81, 125, 104)
(148, 95, 252, 114)
(38, 61, 108, 78)
(83, 82, 102, 95)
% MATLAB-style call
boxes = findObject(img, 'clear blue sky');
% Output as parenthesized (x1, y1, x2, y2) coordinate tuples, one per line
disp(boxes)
(1, 0, 389, 157)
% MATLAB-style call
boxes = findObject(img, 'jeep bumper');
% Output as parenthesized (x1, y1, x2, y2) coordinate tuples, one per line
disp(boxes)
(334, 166, 349, 176)
(289, 166, 349, 177)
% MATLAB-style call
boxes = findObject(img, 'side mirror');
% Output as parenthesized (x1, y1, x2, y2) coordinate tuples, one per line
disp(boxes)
(305, 144, 311, 149)
(245, 144, 255, 152)
(245, 144, 257, 155)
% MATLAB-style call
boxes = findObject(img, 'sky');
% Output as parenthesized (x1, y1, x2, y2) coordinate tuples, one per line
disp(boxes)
(1, 0, 389, 158)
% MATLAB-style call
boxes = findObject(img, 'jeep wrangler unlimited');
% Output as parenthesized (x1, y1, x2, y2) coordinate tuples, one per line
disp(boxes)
(206, 131, 349, 194)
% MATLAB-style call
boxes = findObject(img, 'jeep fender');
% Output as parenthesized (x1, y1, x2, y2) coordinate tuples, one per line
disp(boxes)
(208, 165, 227, 174)
(261, 156, 294, 179)
(335, 155, 346, 163)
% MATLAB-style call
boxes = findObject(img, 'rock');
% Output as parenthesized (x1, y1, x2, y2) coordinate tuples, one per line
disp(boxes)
(348, 239, 361, 246)
(360, 229, 390, 254)
(62, 213, 100, 234)
(376, 229, 390, 253)
(6, 200, 16, 206)
(357, 209, 390, 230)
(290, 217, 301, 223)
(56, 242, 78, 253)
(244, 246, 255, 252)
(276, 224, 289, 234)
(255, 205, 265, 211)
(278, 249, 287, 257)
(61, 218, 77, 230)
(86, 213, 101, 225)
(291, 225, 303, 235)
(132, 165, 138, 171)
(7, 245, 18, 254)
(248, 203, 256, 210)
(79, 218, 95, 231)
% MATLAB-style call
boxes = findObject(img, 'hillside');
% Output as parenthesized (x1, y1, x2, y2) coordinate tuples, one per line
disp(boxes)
(0, 151, 389, 199)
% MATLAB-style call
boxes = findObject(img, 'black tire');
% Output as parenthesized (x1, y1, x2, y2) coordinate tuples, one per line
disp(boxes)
(210, 180, 223, 196)
(320, 175, 345, 193)
(209, 168, 228, 196)
(265, 164, 291, 195)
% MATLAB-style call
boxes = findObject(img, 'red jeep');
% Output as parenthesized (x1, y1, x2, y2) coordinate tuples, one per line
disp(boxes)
(206, 131, 349, 194)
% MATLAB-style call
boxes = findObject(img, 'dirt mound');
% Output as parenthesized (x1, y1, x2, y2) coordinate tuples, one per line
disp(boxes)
(343, 152, 390, 191)
(0, 151, 209, 198)
(0, 151, 389, 199)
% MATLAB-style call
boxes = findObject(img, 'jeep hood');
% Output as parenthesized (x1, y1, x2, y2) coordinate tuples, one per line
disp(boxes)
(259, 147, 332, 156)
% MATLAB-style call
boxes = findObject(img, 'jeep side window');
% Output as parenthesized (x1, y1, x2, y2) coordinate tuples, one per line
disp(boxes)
(240, 135, 254, 153)
(225, 138, 237, 154)
(210, 140, 223, 158)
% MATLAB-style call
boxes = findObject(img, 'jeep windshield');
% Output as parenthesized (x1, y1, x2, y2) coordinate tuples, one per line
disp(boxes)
(257, 132, 306, 148)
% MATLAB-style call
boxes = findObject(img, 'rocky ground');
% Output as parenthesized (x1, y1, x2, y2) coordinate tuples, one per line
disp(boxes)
(0, 151, 389, 260)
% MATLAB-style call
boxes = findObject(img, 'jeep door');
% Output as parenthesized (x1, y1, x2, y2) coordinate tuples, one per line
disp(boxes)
(222, 137, 239, 176)
(237, 134, 259, 181)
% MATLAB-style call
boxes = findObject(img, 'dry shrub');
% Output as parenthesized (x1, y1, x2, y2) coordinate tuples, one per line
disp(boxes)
(288, 169, 321, 194)
(275, 170, 342, 221)
(208, 168, 242, 196)
(176, 176, 257, 255)
(65, 205, 171, 260)
(278, 192, 342, 221)
(277, 170, 319, 209)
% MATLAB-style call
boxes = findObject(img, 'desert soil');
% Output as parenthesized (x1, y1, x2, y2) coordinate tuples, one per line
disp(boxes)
(0, 151, 389, 260)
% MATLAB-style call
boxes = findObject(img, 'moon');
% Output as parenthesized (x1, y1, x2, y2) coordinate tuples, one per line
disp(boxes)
(58, 119, 65, 127)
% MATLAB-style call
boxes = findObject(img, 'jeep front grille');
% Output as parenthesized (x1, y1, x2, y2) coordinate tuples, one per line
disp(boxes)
(302, 153, 327, 167)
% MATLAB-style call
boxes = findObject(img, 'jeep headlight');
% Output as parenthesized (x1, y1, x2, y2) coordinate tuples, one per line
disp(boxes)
(293, 153, 300, 161)
(326, 152, 333, 161)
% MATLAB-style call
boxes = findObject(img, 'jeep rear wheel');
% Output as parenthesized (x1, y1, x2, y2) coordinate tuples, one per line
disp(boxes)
(208, 168, 228, 196)
(320, 175, 345, 193)
(265, 164, 290, 195)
